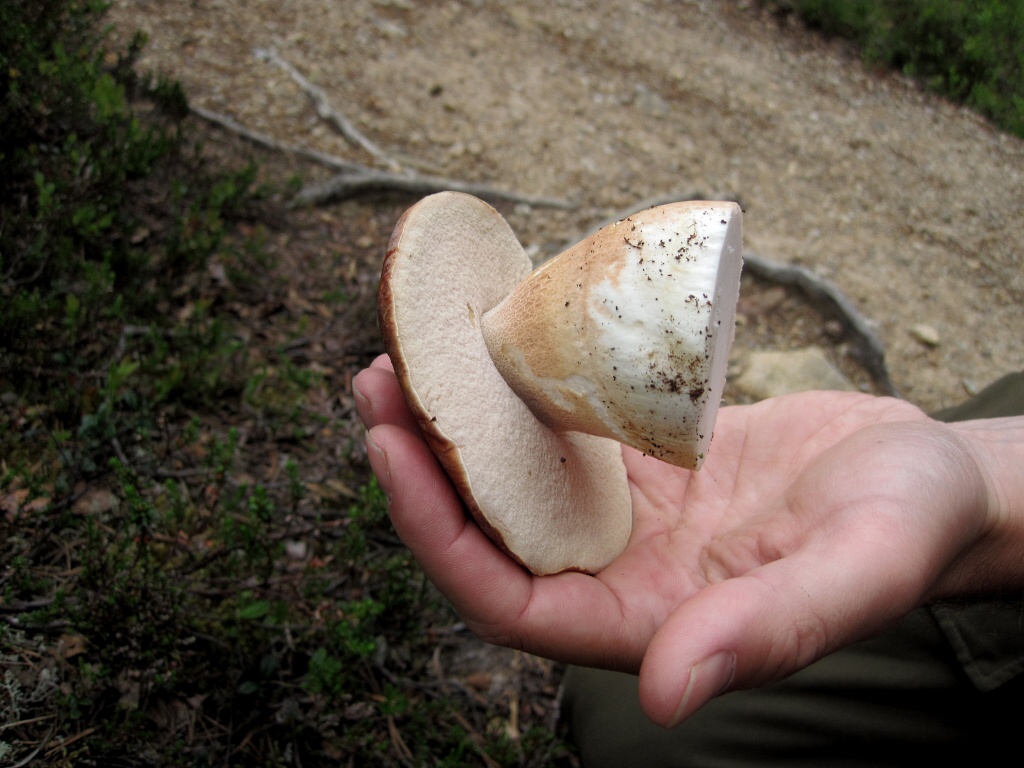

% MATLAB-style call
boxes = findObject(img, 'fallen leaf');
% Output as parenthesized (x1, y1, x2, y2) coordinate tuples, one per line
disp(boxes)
(58, 634, 88, 659)
(72, 487, 118, 516)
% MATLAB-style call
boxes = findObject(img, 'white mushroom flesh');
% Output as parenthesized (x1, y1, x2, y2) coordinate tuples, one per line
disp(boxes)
(481, 202, 742, 469)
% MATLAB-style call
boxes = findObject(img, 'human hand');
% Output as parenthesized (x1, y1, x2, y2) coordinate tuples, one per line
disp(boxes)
(354, 354, 998, 727)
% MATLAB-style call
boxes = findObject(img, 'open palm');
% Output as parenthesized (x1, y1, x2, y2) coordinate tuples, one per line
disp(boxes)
(355, 355, 987, 725)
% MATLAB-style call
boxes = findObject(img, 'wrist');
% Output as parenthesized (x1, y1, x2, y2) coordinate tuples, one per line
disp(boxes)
(936, 417, 1024, 597)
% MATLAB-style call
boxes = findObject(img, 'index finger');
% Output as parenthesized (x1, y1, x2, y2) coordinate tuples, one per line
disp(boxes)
(368, 419, 644, 669)
(353, 355, 418, 434)
(366, 421, 535, 633)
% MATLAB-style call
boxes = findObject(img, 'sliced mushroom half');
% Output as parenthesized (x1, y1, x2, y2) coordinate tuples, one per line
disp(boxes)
(379, 191, 742, 575)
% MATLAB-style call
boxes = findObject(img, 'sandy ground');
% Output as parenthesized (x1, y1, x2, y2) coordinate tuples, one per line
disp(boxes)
(108, 0, 1023, 410)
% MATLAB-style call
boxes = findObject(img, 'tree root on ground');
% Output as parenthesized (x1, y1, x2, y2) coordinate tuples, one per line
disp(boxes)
(192, 62, 892, 394)
(567, 194, 897, 397)
(190, 49, 572, 210)
(741, 253, 897, 396)
(291, 168, 574, 209)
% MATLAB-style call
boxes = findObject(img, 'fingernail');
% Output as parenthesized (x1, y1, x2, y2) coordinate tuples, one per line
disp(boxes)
(668, 651, 736, 728)
(353, 380, 372, 426)
(365, 432, 393, 504)
(354, 386, 370, 409)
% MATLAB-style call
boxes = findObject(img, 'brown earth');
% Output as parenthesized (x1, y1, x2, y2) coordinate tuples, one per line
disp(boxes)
(110, 0, 1024, 412)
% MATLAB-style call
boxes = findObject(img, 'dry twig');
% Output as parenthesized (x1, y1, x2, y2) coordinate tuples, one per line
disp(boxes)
(188, 105, 365, 173)
(189, 49, 573, 211)
(6, 721, 59, 768)
(254, 47, 394, 168)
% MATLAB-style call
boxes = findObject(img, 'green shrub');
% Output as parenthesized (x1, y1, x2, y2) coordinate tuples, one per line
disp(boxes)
(0, 0, 258, 487)
(0, 0, 250, 389)
(767, 0, 1024, 137)
(0, 3, 576, 765)
(3, 1, 151, 347)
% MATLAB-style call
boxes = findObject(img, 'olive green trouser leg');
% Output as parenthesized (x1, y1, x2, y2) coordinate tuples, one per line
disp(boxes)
(562, 371, 1024, 768)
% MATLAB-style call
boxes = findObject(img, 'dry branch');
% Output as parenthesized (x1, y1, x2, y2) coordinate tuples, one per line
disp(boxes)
(190, 50, 573, 211)
(293, 168, 574, 209)
(189, 104, 366, 173)
(253, 47, 395, 168)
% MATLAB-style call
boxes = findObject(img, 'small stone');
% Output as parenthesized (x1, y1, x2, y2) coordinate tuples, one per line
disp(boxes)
(909, 323, 940, 347)
(733, 347, 855, 401)
(284, 540, 308, 560)
(72, 488, 118, 516)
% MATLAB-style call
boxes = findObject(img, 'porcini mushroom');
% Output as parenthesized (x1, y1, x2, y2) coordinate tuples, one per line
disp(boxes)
(379, 192, 742, 575)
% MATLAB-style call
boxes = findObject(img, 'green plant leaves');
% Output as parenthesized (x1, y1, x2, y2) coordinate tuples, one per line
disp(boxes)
(767, 0, 1024, 137)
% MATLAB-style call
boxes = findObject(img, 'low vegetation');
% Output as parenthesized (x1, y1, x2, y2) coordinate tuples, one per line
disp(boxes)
(1, 1, 569, 765)
(766, 0, 1024, 137)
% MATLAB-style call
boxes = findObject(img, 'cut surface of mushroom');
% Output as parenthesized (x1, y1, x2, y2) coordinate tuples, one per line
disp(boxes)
(378, 192, 742, 575)
(481, 200, 743, 469)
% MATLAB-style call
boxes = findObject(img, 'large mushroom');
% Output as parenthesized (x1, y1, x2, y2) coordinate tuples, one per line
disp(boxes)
(378, 191, 742, 575)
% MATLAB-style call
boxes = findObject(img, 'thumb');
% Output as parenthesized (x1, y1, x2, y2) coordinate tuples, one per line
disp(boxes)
(636, 421, 986, 727)
(636, 547, 921, 728)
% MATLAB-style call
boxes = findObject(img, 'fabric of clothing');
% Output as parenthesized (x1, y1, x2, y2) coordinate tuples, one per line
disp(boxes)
(562, 371, 1024, 767)
(929, 370, 1024, 693)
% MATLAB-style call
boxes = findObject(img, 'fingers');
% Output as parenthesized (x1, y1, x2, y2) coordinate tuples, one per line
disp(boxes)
(366, 419, 637, 665)
(353, 355, 419, 434)
(355, 356, 538, 640)
(365, 422, 537, 635)
(353, 355, 645, 668)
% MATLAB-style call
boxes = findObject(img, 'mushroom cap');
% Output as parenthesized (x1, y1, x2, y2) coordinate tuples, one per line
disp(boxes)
(482, 200, 743, 469)
(379, 191, 632, 575)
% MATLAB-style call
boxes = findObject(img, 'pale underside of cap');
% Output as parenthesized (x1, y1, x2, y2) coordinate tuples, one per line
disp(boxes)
(379, 191, 632, 576)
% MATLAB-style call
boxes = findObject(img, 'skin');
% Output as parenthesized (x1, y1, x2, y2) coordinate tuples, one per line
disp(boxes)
(354, 354, 1024, 727)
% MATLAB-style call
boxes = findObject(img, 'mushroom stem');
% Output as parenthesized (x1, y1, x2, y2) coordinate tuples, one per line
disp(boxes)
(481, 201, 743, 469)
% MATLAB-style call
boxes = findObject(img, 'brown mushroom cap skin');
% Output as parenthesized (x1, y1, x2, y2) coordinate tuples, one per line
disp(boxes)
(379, 192, 632, 576)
